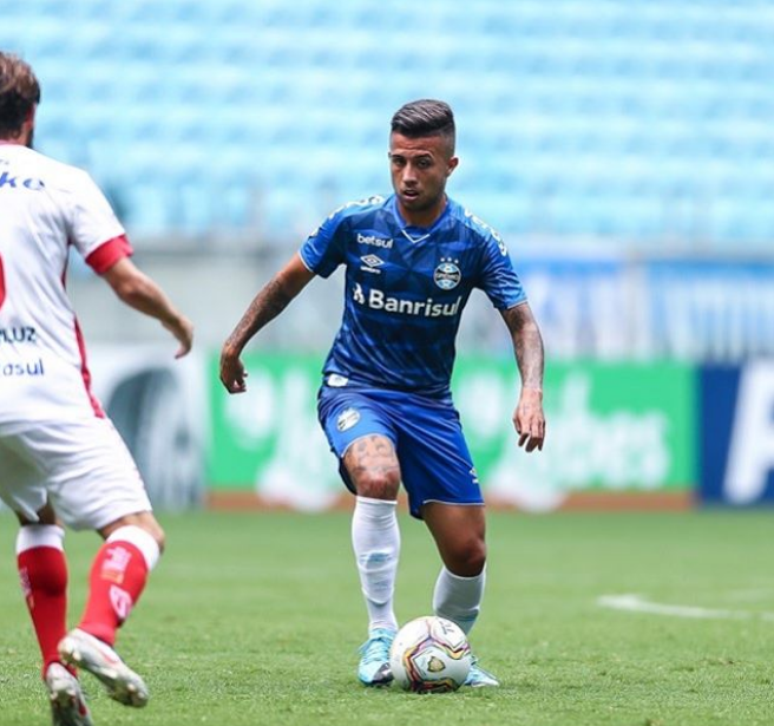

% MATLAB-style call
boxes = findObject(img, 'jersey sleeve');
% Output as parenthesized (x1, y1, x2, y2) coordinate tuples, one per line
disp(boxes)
(67, 171, 132, 274)
(298, 209, 348, 278)
(476, 231, 527, 309)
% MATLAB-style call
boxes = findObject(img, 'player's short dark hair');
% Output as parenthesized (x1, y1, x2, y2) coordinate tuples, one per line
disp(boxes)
(0, 52, 40, 139)
(391, 99, 455, 154)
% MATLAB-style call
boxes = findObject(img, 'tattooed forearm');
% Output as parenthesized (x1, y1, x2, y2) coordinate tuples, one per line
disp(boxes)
(224, 276, 294, 354)
(501, 303, 545, 391)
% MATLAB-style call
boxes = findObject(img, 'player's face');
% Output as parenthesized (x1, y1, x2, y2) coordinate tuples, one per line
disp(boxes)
(389, 132, 458, 226)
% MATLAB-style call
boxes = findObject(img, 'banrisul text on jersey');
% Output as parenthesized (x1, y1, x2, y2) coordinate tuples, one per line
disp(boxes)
(299, 195, 526, 397)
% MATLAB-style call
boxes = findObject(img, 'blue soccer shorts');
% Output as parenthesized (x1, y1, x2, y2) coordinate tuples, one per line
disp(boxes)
(317, 382, 483, 519)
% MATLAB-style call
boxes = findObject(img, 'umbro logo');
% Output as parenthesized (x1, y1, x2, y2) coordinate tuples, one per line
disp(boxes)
(360, 254, 385, 274)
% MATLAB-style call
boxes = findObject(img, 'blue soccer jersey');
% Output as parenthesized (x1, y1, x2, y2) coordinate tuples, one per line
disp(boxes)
(299, 194, 526, 397)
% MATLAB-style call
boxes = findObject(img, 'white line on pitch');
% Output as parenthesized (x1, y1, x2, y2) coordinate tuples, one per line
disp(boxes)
(597, 594, 774, 621)
(724, 588, 774, 602)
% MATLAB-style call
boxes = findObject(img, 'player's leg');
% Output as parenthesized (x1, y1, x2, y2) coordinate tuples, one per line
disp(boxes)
(394, 396, 500, 687)
(12, 418, 161, 708)
(422, 502, 487, 629)
(75, 510, 164, 647)
(343, 434, 402, 685)
(0, 434, 94, 726)
(345, 434, 402, 633)
(393, 396, 488, 633)
(58, 510, 163, 708)
(16, 507, 93, 726)
(17, 510, 93, 726)
(318, 386, 402, 686)
(422, 503, 499, 687)
(14, 503, 70, 677)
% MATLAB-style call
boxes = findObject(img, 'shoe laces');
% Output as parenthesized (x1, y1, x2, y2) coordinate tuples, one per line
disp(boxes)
(359, 630, 394, 664)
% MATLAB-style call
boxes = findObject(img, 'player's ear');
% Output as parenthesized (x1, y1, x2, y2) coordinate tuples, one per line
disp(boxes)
(446, 156, 459, 176)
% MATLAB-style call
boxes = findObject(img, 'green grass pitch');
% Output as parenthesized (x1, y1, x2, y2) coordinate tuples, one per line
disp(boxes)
(1, 510, 771, 726)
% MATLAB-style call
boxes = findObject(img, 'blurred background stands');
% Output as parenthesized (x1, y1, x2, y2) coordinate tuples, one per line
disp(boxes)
(2, 0, 774, 250)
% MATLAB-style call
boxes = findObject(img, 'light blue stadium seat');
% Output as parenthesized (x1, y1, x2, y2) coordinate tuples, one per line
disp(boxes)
(4, 0, 773, 244)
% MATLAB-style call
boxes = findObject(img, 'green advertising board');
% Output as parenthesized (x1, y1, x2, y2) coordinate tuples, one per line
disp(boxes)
(208, 353, 695, 511)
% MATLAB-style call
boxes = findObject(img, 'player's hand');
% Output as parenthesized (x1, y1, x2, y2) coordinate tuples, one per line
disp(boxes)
(513, 388, 545, 453)
(220, 344, 248, 394)
(164, 315, 194, 359)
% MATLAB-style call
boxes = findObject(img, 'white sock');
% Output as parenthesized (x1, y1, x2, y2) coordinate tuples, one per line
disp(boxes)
(351, 496, 400, 634)
(16, 524, 65, 554)
(433, 566, 486, 635)
(106, 526, 161, 571)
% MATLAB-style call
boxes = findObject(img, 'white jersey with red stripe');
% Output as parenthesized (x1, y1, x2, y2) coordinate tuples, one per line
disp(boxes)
(0, 143, 132, 426)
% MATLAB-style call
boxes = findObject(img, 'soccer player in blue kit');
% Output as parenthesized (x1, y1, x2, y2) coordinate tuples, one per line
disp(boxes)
(220, 100, 545, 688)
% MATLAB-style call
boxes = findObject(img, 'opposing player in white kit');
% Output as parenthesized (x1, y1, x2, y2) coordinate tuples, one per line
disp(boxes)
(0, 53, 194, 725)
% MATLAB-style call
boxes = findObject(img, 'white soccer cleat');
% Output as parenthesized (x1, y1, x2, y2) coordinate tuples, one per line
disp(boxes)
(58, 628, 149, 708)
(358, 628, 396, 687)
(464, 657, 500, 688)
(45, 662, 94, 726)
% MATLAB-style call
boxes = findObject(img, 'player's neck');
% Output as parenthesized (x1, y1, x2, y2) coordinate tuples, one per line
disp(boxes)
(397, 196, 448, 229)
(0, 135, 29, 147)
(0, 123, 33, 147)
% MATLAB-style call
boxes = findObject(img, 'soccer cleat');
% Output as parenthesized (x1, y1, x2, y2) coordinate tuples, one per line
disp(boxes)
(58, 629, 149, 708)
(464, 657, 500, 688)
(358, 628, 396, 686)
(45, 662, 94, 726)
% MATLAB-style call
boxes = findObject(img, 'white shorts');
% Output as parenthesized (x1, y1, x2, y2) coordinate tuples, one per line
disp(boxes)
(0, 417, 152, 530)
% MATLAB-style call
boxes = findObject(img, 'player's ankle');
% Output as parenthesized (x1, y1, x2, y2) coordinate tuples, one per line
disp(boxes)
(76, 624, 115, 647)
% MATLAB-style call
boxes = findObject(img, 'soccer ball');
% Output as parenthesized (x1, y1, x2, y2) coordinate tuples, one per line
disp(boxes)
(389, 616, 472, 693)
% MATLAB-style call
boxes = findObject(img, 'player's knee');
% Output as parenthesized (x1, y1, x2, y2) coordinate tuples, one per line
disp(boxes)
(101, 513, 166, 553)
(355, 470, 401, 500)
(134, 516, 165, 553)
(127, 519, 166, 555)
(448, 537, 486, 577)
(146, 522, 166, 553)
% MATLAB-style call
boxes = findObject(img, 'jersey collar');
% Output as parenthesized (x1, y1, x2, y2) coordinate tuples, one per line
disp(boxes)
(390, 194, 453, 244)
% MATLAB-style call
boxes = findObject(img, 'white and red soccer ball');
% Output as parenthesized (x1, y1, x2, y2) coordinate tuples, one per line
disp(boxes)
(389, 616, 472, 693)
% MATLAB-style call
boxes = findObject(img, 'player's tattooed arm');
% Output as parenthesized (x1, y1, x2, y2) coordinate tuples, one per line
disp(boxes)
(501, 302, 544, 390)
(227, 276, 292, 347)
(220, 253, 315, 393)
(500, 302, 546, 452)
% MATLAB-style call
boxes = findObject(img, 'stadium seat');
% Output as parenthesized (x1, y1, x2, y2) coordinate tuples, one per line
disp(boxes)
(0, 0, 771, 247)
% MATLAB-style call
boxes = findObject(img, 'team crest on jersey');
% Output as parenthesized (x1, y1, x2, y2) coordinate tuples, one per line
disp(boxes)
(336, 407, 361, 432)
(434, 258, 462, 290)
